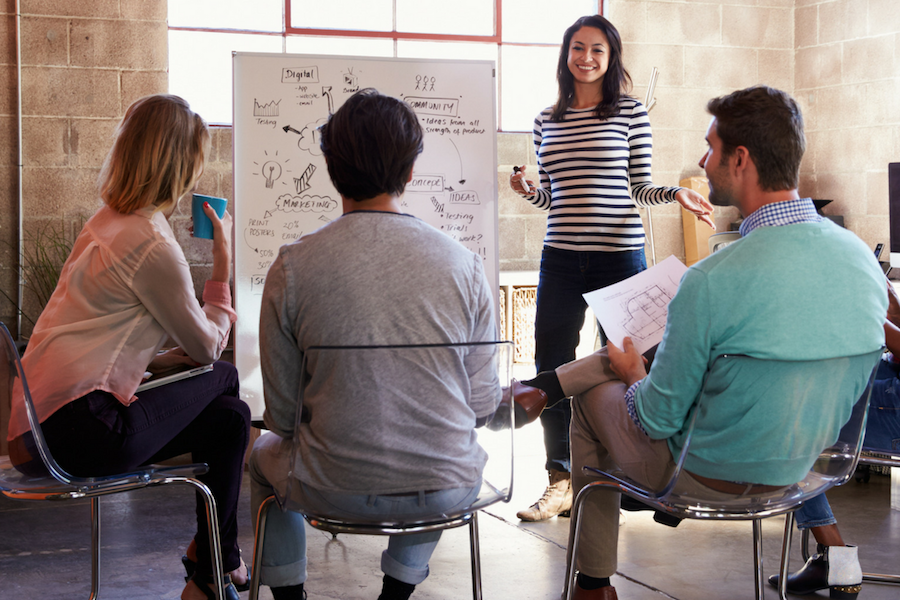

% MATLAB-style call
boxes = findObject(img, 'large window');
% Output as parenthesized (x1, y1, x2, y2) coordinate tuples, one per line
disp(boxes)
(168, 0, 600, 131)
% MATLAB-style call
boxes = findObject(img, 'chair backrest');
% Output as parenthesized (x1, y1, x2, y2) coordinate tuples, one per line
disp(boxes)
(279, 340, 514, 523)
(0, 321, 76, 484)
(662, 351, 882, 516)
(1, 322, 161, 489)
(597, 350, 882, 518)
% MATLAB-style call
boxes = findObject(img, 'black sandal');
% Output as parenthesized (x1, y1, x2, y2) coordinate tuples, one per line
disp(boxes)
(183, 555, 251, 592)
(189, 571, 240, 600)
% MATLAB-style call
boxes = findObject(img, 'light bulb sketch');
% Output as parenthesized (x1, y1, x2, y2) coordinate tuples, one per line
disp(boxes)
(252, 150, 291, 189)
(262, 161, 282, 189)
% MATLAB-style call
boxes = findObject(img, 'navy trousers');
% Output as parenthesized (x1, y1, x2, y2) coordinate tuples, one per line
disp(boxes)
(534, 246, 647, 472)
(40, 361, 249, 575)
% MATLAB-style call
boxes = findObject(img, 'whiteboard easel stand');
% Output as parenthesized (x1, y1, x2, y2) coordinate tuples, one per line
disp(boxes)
(642, 67, 660, 266)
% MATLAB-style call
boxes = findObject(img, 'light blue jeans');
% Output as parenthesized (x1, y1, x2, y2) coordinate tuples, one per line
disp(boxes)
(249, 432, 481, 587)
(794, 359, 900, 529)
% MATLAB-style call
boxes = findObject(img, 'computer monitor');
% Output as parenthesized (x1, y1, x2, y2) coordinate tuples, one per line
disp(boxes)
(890, 163, 900, 268)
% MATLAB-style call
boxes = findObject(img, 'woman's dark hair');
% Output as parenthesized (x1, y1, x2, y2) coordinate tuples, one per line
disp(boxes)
(319, 88, 424, 202)
(706, 86, 805, 192)
(551, 14, 632, 122)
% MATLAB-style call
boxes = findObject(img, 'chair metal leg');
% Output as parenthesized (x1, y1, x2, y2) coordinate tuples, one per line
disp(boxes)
(468, 512, 483, 600)
(752, 519, 765, 600)
(249, 495, 276, 600)
(779, 512, 795, 600)
(184, 479, 226, 600)
(90, 497, 100, 600)
(562, 482, 596, 600)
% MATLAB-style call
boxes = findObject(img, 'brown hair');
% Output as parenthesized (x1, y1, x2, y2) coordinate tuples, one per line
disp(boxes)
(99, 94, 210, 214)
(551, 14, 632, 122)
(706, 86, 805, 192)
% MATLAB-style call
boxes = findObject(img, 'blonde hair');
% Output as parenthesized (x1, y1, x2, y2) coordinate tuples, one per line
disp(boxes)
(99, 94, 210, 214)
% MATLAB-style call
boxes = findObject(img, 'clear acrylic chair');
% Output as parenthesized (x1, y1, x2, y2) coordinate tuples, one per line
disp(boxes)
(249, 341, 515, 600)
(562, 350, 882, 600)
(0, 322, 227, 600)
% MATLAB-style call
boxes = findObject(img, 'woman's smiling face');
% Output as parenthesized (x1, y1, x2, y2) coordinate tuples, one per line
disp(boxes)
(566, 26, 610, 87)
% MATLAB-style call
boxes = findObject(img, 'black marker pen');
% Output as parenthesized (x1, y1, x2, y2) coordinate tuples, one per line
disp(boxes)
(513, 166, 531, 194)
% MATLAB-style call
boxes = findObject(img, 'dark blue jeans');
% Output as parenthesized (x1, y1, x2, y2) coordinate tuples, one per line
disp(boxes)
(534, 246, 647, 473)
(39, 361, 249, 575)
(794, 359, 900, 529)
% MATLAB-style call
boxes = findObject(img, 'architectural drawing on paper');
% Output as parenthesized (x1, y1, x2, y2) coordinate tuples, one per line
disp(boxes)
(620, 285, 673, 341)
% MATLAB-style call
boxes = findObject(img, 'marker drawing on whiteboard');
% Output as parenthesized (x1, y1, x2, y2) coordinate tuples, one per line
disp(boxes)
(253, 99, 280, 117)
(252, 151, 290, 189)
(283, 121, 326, 156)
(294, 163, 317, 194)
(262, 162, 281, 188)
(448, 139, 465, 184)
(322, 86, 334, 114)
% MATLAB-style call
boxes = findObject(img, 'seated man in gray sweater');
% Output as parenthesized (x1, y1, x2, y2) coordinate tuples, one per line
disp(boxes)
(248, 89, 500, 600)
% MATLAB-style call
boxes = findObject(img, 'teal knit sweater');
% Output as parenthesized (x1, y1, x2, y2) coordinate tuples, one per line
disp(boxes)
(635, 219, 887, 485)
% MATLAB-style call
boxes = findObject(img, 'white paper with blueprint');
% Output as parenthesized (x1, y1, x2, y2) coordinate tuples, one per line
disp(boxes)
(583, 255, 688, 355)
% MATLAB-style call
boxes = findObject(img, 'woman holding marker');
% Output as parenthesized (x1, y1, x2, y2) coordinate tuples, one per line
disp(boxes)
(509, 14, 714, 523)
(6, 94, 250, 600)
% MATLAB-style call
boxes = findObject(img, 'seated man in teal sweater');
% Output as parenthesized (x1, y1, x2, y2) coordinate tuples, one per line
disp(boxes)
(516, 85, 887, 600)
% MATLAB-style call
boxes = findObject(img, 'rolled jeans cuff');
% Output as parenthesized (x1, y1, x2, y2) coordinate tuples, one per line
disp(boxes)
(796, 516, 837, 530)
(381, 549, 430, 585)
(261, 556, 308, 588)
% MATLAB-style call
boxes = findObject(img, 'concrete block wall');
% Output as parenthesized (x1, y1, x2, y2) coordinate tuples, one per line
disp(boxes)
(497, 0, 801, 268)
(2, 1, 899, 336)
(0, 0, 170, 338)
(608, 0, 795, 263)
(794, 0, 900, 249)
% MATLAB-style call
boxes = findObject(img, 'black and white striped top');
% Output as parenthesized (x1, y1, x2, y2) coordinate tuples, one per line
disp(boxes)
(527, 97, 681, 252)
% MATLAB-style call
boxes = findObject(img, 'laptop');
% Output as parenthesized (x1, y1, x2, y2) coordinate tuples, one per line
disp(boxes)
(136, 363, 214, 392)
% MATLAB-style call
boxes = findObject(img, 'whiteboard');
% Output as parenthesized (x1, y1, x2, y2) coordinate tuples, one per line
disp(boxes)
(232, 52, 499, 416)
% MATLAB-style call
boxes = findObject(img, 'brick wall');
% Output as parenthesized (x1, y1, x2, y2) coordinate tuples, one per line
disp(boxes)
(608, 0, 795, 263)
(497, 0, 900, 266)
(2, 1, 898, 335)
(794, 0, 900, 248)
(0, 0, 169, 338)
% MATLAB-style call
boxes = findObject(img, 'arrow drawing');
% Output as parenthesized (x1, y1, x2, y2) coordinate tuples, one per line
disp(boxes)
(448, 138, 465, 184)
(322, 86, 334, 114)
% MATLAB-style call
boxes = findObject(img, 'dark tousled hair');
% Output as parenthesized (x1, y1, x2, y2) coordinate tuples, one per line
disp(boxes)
(319, 88, 424, 202)
(706, 86, 805, 192)
(551, 14, 632, 122)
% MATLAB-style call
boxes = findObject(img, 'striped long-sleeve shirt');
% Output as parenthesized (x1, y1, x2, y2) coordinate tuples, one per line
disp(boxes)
(527, 97, 681, 252)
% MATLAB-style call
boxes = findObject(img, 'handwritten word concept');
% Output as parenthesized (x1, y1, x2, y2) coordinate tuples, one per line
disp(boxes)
(408, 175, 444, 193)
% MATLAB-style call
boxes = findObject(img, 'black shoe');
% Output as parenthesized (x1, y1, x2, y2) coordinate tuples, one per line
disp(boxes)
(768, 544, 862, 599)
(182, 555, 251, 592)
(619, 496, 683, 528)
(188, 571, 240, 600)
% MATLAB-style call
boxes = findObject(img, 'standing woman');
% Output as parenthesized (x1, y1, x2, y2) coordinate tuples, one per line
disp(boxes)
(510, 15, 713, 522)
(7, 95, 250, 600)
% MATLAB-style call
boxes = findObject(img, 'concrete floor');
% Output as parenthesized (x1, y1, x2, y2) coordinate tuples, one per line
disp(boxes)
(3, 424, 900, 600)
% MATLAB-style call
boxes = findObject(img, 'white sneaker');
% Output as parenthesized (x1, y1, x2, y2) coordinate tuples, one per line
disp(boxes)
(517, 469, 572, 521)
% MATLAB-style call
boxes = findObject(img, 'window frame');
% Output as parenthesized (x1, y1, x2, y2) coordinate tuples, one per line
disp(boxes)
(167, 0, 602, 131)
